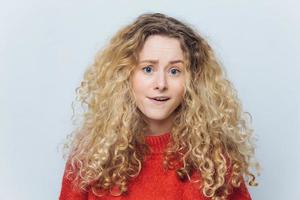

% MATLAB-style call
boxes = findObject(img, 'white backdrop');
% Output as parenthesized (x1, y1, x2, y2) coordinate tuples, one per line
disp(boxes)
(1, 1, 299, 199)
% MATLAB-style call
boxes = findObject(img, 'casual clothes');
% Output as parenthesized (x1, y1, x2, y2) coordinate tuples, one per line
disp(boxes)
(59, 132, 252, 200)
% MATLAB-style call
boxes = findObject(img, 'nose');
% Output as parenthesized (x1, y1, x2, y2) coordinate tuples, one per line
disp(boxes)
(154, 70, 168, 91)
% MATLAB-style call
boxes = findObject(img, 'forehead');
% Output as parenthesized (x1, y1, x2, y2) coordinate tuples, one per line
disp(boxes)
(138, 35, 184, 61)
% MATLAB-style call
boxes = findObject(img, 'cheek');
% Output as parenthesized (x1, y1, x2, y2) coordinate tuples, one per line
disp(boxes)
(174, 80, 185, 97)
(131, 73, 147, 97)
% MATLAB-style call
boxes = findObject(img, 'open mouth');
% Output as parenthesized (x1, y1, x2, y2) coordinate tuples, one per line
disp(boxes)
(152, 98, 169, 102)
(148, 97, 170, 104)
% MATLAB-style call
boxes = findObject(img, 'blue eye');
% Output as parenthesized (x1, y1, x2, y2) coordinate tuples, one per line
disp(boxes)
(142, 66, 153, 74)
(170, 68, 181, 76)
(141, 66, 181, 76)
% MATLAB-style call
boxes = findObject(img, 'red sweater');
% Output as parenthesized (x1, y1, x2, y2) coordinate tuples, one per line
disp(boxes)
(59, 132, 252, 200)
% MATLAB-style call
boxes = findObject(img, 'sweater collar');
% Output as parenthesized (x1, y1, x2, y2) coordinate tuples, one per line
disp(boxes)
(145, 132, 171, 154)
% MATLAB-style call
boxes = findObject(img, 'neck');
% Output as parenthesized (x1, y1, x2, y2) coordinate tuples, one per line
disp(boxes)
(144, 119, 173, 136)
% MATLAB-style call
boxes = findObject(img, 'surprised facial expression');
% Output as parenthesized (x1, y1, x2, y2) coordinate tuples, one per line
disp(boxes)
(130, 35, 186, 123)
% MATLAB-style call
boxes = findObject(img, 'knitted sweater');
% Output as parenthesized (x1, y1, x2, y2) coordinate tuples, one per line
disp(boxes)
(59, 132, 252, 200)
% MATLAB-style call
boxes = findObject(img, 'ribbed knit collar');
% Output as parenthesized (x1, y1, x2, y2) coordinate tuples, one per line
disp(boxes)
(145, 132, 171, 154)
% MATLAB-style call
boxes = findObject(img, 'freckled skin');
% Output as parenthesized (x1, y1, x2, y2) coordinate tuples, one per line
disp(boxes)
(130, 35, 186, 135)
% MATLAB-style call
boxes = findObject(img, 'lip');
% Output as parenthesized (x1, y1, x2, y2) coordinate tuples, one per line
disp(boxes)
(147, 97, 170, 105)
(149, 96, 170, 99)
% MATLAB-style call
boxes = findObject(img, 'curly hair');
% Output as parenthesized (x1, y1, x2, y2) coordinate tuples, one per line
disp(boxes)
(63, 12, 260, 199)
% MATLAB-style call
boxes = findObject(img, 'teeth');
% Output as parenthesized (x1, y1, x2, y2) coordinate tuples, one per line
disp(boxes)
(154, 97, 168, 101)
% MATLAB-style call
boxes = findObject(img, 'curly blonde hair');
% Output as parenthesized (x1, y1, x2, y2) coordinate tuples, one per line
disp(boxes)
(63, 12, 260, 199)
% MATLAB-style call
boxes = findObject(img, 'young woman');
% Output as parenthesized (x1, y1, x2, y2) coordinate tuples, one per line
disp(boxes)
(59, 12, 260, 200)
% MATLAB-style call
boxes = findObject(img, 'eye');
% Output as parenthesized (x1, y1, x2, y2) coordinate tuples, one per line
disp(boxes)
(170, 68, 181, 76)
(142, 65, 153, 74)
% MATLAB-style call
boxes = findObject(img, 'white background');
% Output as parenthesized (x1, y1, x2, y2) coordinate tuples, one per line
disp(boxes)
(1, 0, 299, 199)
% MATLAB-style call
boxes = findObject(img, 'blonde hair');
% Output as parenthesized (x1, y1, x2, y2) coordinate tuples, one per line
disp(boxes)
(63, 12, 260, 199)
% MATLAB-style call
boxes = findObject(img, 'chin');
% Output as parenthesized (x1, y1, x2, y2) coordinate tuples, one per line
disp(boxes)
(149, 116, 168, 121)
(144, 113, 171, 121)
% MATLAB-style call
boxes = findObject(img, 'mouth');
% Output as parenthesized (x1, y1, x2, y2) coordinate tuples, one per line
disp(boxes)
(147, 97, 170, 105)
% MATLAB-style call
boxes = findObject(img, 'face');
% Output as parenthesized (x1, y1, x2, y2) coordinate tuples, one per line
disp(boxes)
(130, 35, 186, 129)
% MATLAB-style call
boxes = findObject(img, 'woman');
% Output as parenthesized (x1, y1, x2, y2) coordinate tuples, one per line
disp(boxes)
(59, 12, 260, 200)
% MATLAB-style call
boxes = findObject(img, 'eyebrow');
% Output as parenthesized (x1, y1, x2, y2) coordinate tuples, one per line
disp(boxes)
(139, 59, 184, 64)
